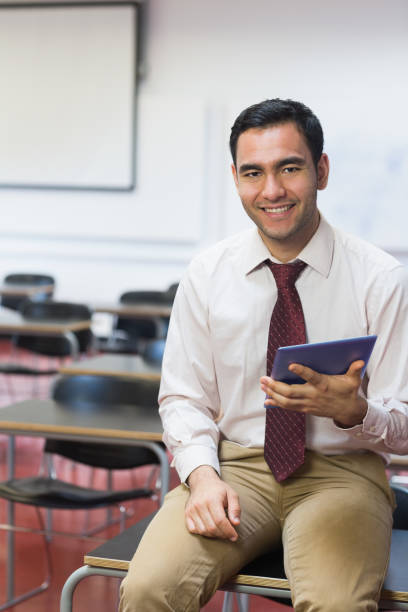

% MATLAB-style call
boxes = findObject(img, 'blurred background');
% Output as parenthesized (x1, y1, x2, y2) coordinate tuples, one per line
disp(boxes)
(0, 0, 406, 310)
(0, 1, 407, 610)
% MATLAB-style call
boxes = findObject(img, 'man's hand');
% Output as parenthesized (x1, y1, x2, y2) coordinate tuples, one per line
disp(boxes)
(260, 360, 367, 428)
(185, 465, 241, 542)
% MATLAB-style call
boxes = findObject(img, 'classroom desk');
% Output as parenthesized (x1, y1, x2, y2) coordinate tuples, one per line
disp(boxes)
(59, 354, 161, 380)
(59, 514, 408, 612)
(0, 397, 167, 608)
(92, 302, 172, 319)
(0, 307, 92, 359)
(0, 283, 54, 298)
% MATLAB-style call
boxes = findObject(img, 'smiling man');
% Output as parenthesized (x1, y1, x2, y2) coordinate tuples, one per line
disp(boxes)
(120, 99, 408, 612)
(231, 122, 327, 261)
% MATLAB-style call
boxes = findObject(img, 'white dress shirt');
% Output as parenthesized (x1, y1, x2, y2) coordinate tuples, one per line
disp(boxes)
(159, 215, 408, 483)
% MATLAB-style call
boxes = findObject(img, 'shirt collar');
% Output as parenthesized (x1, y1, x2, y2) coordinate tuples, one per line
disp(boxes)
(242, 213, 334, 278)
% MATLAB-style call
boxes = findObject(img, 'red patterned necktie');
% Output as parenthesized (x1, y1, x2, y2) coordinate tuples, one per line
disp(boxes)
(264, 260, 307, 482)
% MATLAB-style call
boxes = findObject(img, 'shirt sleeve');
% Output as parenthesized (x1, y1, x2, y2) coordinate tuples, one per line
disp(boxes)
(343, 265, 408, 454)
(158, 259, 221, 483)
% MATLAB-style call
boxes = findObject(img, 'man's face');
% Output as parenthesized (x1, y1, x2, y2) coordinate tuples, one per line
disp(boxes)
(232, 122, 329, 260)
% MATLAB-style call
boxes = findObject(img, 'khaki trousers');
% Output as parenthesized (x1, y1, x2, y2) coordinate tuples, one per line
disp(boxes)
(119, 442, 394, 612)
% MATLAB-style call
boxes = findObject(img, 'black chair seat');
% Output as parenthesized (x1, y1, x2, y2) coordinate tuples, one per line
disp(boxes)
(142, 338, 166, 365)
(0, 363, 58, 376)
(96, 336, 141, 355)
(44, 439, 163, 470)
(1, 273, 55, 311)
(0, 477, 153, 509)
(391, 484, 408, 529)
(15, 300, 93, 357)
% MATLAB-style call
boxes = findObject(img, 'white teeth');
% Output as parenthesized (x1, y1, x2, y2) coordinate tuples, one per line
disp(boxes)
(264, 205, 292, 213)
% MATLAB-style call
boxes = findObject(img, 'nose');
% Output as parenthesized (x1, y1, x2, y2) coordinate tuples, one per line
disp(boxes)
(261, 173, 286, 201)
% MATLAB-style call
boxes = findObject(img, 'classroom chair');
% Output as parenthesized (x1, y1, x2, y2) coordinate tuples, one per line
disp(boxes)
(60, 484, 408, 612)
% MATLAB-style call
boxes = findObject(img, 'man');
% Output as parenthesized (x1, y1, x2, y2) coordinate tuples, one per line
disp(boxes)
(120, 99, 408, 611)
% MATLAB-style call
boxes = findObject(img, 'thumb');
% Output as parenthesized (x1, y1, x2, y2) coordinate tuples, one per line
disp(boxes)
(226, 489, 241, 525)
(347, 360, 365, 380)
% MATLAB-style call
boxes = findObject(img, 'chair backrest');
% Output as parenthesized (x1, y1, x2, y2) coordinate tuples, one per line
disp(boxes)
(142, 338, 166, 365)
(45, 375, 161, 468)
(391, 484, 408, 530)
(120, 290, 172, 305)
(165, 282, 179, 302)
(117, 290, 172, 341)
(16, 300, 93, 356)
(4, 273, 54, 286)
(52, 373, 159, 408)
(1, 273, 55, 310)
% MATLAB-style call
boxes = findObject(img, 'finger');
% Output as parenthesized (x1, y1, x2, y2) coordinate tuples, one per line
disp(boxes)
(186, 506, 207, 535)
(289, 363, 323, 386)
(226, 489, 241, 526)
(262, 378, 307, 400)
(346, 360, 365, 379)
(187, 506, 224, 538)
(261, 377, 290, 395)
(264, 396, 306, 411)
(187, 500, 236, 540)
(207, 507, 238, 541)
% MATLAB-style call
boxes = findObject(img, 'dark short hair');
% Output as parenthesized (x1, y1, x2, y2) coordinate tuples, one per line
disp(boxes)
(229, 98, 324, 168)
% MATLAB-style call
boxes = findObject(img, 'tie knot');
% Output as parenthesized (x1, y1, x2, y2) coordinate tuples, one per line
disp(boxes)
(265, 260, 306, 289)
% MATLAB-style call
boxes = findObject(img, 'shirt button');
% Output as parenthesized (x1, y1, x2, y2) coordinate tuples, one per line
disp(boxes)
(370, 426, 376, 432)
(356, 432, 362, 437)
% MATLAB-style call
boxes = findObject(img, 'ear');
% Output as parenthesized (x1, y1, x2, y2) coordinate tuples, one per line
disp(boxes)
(231, 163, 239, 190)
(317, 153, 329, 190)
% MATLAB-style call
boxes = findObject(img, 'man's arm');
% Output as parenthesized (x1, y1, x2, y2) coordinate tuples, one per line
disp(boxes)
(159, 262, 242, 540)
(159, 263, 221, 482)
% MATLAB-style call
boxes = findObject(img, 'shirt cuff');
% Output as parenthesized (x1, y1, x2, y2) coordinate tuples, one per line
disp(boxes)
(334, 399, 388, 441)
(171, 444, 220, 484)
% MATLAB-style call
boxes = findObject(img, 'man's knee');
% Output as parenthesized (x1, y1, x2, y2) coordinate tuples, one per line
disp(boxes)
(118, 558, 204, 612)
(294, 589, 379, 612)
(119, 571, 183, 612)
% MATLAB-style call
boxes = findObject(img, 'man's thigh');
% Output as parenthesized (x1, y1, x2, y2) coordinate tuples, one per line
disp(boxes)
(120, 448, 282, 612)
(282, 452, 394, 612)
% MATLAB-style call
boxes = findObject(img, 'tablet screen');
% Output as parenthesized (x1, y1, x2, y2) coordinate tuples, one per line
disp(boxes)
(271, 335, 377, 384)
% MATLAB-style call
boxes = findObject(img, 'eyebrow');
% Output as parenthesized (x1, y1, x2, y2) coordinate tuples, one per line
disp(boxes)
(238, 156, 306, 175)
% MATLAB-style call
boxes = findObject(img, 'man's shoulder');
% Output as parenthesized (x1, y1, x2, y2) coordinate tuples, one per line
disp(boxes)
(188, 228, 256, 275)
(333, 225, 403, 273)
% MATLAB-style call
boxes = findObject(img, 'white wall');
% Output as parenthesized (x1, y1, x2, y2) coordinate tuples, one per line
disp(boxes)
(0, 0, 407, 306)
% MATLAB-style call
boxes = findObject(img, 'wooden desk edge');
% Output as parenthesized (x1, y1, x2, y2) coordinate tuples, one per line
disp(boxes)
(81, 560, 408, 602)
(0, 320, 91, 333)
(0, 284, 54, 296)
(389, 455, 408, 467)
(93, 305, 171, 317)
(0, 421, 162, 442)
(58, 366, 161, 380)
(84, 556, 130, 571)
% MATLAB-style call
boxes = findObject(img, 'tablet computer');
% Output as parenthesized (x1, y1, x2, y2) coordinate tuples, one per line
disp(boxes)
(270, 335, 377, 384)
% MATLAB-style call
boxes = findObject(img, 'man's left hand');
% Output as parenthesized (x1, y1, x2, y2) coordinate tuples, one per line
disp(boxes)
(260, 360, 367, 428)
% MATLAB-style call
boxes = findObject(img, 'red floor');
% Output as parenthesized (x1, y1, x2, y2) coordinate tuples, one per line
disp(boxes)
(0, 342, 291, 611)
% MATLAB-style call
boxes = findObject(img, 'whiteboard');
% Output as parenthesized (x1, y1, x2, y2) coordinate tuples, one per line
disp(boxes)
(0, 3, 138, 190)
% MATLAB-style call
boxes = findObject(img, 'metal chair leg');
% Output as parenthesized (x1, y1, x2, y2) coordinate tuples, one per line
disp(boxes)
(221, 591, 234, 612)
(237, 593, 250, 612)
(60, 566, 126, 612)
(221, 592, 250, 612)
(0, 508, 52, 611)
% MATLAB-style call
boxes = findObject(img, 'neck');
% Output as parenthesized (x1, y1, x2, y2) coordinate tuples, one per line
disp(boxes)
(260, 211, 320, 262)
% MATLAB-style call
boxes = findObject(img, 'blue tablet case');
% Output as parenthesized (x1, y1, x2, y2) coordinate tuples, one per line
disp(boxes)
(271, 335, 377, 384)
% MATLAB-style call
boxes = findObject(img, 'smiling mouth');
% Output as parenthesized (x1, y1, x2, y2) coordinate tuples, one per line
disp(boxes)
(262, 204, 295, 214)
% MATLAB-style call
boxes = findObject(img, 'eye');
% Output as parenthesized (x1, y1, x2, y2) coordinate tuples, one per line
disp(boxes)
(243, 170, 262, 178)
(282, 166, 300, 174)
